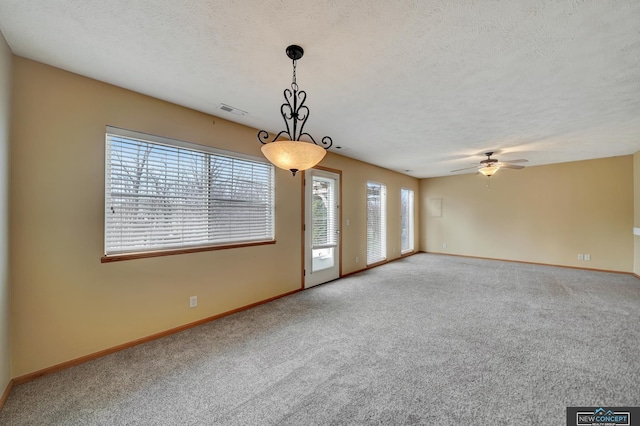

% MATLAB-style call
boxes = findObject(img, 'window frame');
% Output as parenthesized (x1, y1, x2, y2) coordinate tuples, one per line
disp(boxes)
(103, 126, 275, 263)
(366, 181, 387, 266)
(400, 188, 415, 255)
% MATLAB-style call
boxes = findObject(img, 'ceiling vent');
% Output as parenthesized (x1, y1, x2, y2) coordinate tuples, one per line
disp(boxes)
(218, 103, 247, 116)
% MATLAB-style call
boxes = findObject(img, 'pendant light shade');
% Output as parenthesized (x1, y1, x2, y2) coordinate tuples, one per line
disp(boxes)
(257, 45, 332, 176)
(260, 140, 326, 176)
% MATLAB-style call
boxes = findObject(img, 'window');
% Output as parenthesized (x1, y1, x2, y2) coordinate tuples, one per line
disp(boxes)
(104, 127, 274, 259)
(401, 188, 415, 254)
(311, 174, 338, 272)
(367, 181, 386, 265)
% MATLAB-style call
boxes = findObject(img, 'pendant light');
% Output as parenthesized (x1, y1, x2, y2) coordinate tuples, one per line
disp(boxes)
(257, 45, 332, 176)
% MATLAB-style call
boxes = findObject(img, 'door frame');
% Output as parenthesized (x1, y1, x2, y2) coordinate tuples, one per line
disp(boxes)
(301, 165, 343, 289)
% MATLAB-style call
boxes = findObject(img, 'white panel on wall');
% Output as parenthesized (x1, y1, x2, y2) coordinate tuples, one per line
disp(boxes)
(429, 198, 442, 217)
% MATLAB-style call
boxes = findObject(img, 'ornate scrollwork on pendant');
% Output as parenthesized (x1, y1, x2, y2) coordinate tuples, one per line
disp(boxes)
(257, 87, 332, 149)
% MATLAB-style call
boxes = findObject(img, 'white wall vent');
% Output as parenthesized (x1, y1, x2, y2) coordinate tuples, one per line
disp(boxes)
(218, 104, 248, 116)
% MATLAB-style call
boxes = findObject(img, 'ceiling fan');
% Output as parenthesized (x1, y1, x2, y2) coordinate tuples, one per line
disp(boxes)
(450, 152, 528, 177)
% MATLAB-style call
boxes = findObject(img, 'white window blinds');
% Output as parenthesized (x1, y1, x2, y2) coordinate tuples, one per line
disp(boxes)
(401, 188, 415, 254)
(105, 127, 274, 256)
(367, 181, 386, 265)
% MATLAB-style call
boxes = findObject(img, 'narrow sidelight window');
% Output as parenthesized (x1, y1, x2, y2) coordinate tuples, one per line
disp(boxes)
(401, 188, 414, 254)
(367, 181, 387, 265)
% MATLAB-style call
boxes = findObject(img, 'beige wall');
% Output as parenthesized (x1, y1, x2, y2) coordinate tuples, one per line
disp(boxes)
(9, 57, 419, 377)
(0, 31, 11, 393)
(420, 156, 633, 272)
(634, 151, 640, 275)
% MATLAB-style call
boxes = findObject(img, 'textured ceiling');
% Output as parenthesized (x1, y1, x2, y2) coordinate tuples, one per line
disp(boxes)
(1, 0, 639, 178)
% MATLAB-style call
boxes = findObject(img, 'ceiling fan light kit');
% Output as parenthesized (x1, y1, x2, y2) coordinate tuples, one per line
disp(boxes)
(479, 165, 500, 177)
(257, 45, 333, 176)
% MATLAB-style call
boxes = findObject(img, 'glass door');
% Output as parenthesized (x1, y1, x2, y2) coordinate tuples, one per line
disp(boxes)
(304, 168, 340, 288)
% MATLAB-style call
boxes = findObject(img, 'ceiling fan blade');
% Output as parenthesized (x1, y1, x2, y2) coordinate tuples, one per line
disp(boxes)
(450, 166, 479, 172)
(501, 159, 528, 164)
(501, 164, 525, 170)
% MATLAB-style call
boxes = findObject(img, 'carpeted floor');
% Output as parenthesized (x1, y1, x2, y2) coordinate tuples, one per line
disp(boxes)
(1, 254, 639, 425)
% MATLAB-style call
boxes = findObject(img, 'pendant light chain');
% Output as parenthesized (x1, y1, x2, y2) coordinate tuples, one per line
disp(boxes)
(291, 58, 298, 91)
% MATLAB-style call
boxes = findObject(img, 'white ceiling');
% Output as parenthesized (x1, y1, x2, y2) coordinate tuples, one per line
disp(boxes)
(1, 0, 639, 178)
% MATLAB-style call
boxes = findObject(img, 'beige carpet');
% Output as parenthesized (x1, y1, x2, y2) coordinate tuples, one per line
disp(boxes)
(1, 254, 638, 425)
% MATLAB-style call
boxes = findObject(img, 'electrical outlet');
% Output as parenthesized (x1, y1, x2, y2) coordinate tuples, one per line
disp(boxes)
(584, 254, 591, 261)
(443, 243, 447, 249)
(189, 296, 197, 308)
(578, 254, 584, 260)
(355, 256, 359, 263)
